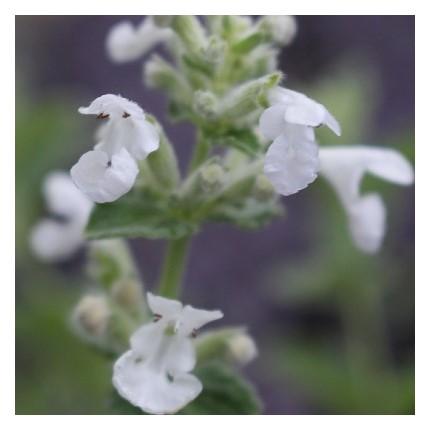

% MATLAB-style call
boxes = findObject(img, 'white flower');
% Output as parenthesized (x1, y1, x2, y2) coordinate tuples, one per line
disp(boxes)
(71, 148, 139, 204)
(263, 125, 319, 196)
(78, 94, 160, 161)
(319, 146, 414, 253)
(30, 171, 93, 261)
(259, 86, 340, 196)
(113, 293, 223, 414)
(260, 87, 341, 140)
(106, 17, 172, 63)
(71, 94, 160, 203)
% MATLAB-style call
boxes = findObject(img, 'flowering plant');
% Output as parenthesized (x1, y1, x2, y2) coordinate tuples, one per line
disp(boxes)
(30, 15, 413, 415)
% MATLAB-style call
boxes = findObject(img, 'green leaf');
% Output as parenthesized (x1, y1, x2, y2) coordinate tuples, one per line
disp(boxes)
(210, 197, 284, 230)
(270, 340, 414, 414)
(232, 32, 267, 54)
(86, 191, 198, 241)
(181, 362, 262, 414)
(110, 362, 262, 415)
(212, 129, 262, 156)
(182, 53, 215, 77)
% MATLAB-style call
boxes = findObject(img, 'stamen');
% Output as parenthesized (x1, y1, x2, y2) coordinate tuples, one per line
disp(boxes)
(96, 112, 110, 119)
(191, 329, 198, 338)
(153, 313, 162, 322)
(122, 112, 131, 118)
(107, 160, 112, 168)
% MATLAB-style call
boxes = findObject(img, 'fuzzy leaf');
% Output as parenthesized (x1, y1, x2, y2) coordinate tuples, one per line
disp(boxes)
(86, 191, 198, 240)
(210, 198, 284, 230)
(181, 362, 262, 414)
(212, 129, 262, 156)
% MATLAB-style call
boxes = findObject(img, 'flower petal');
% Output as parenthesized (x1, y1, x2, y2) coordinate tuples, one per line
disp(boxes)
(43, 171, 92, 221)
(122, 118, 160, 160)
(80, 94, 160, 160)
(78, 94, 143, 119)
(319, 146, 414, 206)
(30, 219, 83, 262)
(113, 350, 202, 414)
(165, 336, 196, 373)
(259, 104, 287, 140)
(268, 87, 341, 135)
(362, 147, 414, 185)
(130, 325, 196, 372)
(324, 110, 342, 136)
(319, 145, 413, 253)
(283, 100, 326, 128)
(178, 305, 223, 336)
(347, 194, 386, 254)
(106, 17, 172, 63)
(263, 126, 319, 196)
(130, 323, 165, 358)
(70, 148, 138, 203)
(147, 292, 183, 319)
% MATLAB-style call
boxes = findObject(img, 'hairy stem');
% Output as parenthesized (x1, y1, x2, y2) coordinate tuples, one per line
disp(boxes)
(158, 236, 191, 299)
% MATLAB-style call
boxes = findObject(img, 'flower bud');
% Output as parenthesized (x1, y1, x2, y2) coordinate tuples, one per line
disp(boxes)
(254, 173, 275, 200)
(227, 332, 258, 365)
(193, 90, 218, 119)
(144, 54, 192, 103)
(111, 278, 143, 310)
(73, 294, 111, 338)
(206, 16, 223, 35)
(219, 72, 282, 121)
(259, 15, 297, 46)
(218, 159, 264, 201)
(203, 35, 226, 64)
(144, 117, 181, 191)
(232, 32, 267, 55)
(87, 239, 137, 288)
(171, 16, 207, 53)
(200, 163, 225, 192)
(195, 328, 258, 366)
(179, 157, 222, 202)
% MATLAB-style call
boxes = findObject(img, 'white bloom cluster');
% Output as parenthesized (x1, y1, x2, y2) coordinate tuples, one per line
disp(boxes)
(71, 94, 160, 203)
(113, 293, 222, 414)
(259, 86, 414, 253)
(30, 171, 93, 261)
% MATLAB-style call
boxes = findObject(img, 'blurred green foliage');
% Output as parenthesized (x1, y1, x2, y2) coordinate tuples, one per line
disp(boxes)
(15, 84, 88, 261)
(16, 280, 112, 414)
(15, 86, 110, 413)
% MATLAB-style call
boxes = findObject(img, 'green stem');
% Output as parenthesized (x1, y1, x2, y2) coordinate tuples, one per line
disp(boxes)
(158, 236, 191, 299)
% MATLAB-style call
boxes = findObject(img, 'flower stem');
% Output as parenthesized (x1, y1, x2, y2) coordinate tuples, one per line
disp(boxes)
(158, 236, 191, 299)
